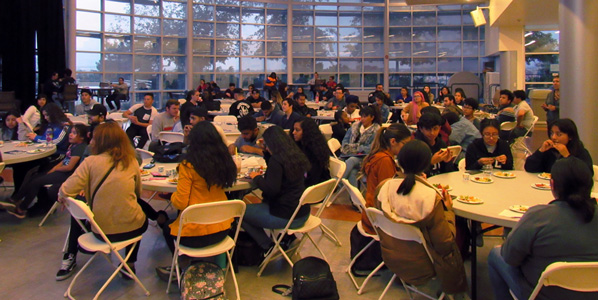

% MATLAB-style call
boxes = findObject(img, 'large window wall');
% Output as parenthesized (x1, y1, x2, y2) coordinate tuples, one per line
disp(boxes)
(524, 30, 559, 92)
(73, 0, 486, 107)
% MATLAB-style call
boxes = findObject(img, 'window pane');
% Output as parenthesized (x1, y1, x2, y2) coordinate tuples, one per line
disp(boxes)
(315, 12, 337, 26)
(105, 35, 132, 52)
(413, 73, 437, 86)
(77, 11, 101, 31)
(413, 11, 436, 26)
(339, 28, 361, 42)
(463, 26, 478, 40)
(364, 59, 384, 72)
(363, 43, 383, 57)
(293, 42, 313, 56)
(316, 27, 337, 42)
(438, 27, 461, 41)
(134, 36, 161, 53)
(315, 42, 337, 57)
(242, 41, 265, 56)
(216, 40, 239, 55)
(413, 28, 436, 41)
(104, 54, 132, 72)
(105, 15, 131, 34)
(135, 2, 160, 17)
(215, 74, 239, 87)
(525, 54, 559, 82)
(134, 73, 159, 90)
(438, 57, 461, 72)
(339, 59, 362, 72)
(438, 42, 460, 56)
(267, 26, 287, 40)
(389, 43, 411, 57)
(293, 58, 313, 73)
(77, 0, 100, 11)
(105, 0, 130, 14)
(163, 38, 186, 54)
(164, 73, 186, 90)
(525, 31, 559, 52)
(216, 6, 240, 22)
(266, 58, 287, 72)
(437, 11, 461, 25)
(463, 57, 479, 72)
(293, 26, 313, 41)
(339, 12, 361, 26)
(339, 43, 361, 57)
(163, 1, 187, 19)
(77, 35, 102, 52)
(389, 28, 411, 42)
(76, 53, 102, 72)
(77, 73, 103, 87)
(363, 12, 383, 26)
(242, 8, 265, 23)
(216, 23, 240, 39)
(389, 12, 410, 26)
(215, 57, 240, 72)
(163, 19, 187, 36)
(389, 74, 411, 88)
(462, 42, 478, 56)
(242, 74, 265, 88)
(364, 73, 383, 87)
(293, 11, 313, 25)
(134, 17, 161, 35)
(267, 10, 287, 24)
(267, 42, 286, 56)
(192, 39, 213, 55)
(193, 22, 214, 38)
(315, 59, 337, 72)
(241, 24, 265, 40)
(135, 55, 160, 72)
(363, 27, 382, 42)
(193, 5, 214, 20)
(193, 57, 214, 72)
(242, 57, 265, 72)
(413, 58, 435, 72)
(338, 74, 361, 88)
(388, 58, 411, 72)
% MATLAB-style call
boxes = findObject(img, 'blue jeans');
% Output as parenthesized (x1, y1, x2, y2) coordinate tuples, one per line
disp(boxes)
(488, 247, 525, 300)
(342, 156, 363, 187)
(241, 203, 309, 249)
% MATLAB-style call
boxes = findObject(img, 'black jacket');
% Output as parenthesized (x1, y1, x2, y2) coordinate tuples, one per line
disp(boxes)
(465, 138, 514, 170)
(295, 104, 317, 117)
(524, 146, 594, 174)
(414, 130, 454, 176)
(179, 101, 198, 126)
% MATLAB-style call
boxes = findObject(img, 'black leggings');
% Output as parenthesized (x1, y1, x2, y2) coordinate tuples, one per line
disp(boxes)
(15, 171, 71, 211)
(126, 124, 149, 149)
(162, 222, 229, 254)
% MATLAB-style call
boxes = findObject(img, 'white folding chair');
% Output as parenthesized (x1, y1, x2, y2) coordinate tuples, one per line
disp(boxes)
(158, 131, 184, 144)
(39, 183, 60, 227)
(136, 148, 155, 161)
(319, 123, 333, 140)
(314, 157, 346, 246)
(457, 158, 466, 172)
(324, 156, 347, 208)
(63, 197, 150, 300)
(166, 200, 246, 299)
(257, 178, 337, 277)
(344, 179, 386, 295)
(214, 115, 238, 124)
(366, 207, 445, 300)
(592, 165, 598, 197)
(327, 138, 341, 159)
(510, 115, 539, 156)
(386, 112, 393, 124)
(528, 261, 598, 300)
(178, 98, 186, 105)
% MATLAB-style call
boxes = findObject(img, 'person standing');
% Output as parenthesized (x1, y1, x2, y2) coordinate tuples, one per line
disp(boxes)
(123, 93, 158, 149)
(542, 75, 560, 125)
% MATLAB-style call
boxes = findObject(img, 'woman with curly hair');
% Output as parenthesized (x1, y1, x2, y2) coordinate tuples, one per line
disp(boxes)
(292, 117, 331, 187)
(26, 102, 72, 155)
(244, 126, 311, 254)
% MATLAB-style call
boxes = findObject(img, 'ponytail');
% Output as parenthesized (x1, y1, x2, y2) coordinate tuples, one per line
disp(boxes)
(551, 157, 595, 223)
(397, 173, 417, 195)
(566, 194, 596, 223)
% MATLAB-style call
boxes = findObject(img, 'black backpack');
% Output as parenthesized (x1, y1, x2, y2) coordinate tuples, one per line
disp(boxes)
(152, 142, 186, 163)
(273, 257, 339, 300)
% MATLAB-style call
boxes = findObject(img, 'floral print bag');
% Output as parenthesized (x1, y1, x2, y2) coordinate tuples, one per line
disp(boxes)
(180, 262, 227, 300)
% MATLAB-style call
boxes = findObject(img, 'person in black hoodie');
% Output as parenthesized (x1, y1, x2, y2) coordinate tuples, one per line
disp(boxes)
(414, 113, 455, 176)
(466, 118, 513, 170)
(243, 126, 311, 254)
(331, 110, 351, 143)
(291, 117, 331, 187)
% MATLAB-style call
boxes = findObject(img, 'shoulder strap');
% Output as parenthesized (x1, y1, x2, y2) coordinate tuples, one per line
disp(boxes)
(89, 164, 116, 211)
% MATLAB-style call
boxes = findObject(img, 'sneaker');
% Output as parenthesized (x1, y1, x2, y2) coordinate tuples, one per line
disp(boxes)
(280, 234, 297, 251)
(260, 243, 276, 264)
(0, 199, 17, 210)
(56, 253, 77, 281)
(120, 263, 136, 280)
(155, 266, 177, 282)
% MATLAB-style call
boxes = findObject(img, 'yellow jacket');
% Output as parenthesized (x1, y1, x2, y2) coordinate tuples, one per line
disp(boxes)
(169, 161, 232, 237)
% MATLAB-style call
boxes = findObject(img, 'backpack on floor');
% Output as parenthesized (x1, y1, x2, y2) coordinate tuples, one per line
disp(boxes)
(180, 261, 227, 300)
(273, 256, 339, 300)
(232, 231, 263, 266)
(349, 224, 383, 272)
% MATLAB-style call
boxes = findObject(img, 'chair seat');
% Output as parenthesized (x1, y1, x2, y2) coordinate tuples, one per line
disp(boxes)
(178, 236, 235, 257)
(78, 232, 142, 254)
(356, 221, 379, 241)
(288, 215, 321, 235)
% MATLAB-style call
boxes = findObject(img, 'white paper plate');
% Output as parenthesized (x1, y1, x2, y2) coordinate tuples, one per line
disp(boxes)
(493, 172, 516, 179)
(470, 176, 493, 184)
(456, 196, 484, 204)
(537, 173, 551, 180)
(531, 183, 551, 190)
(509, 205, 530, 213)
(26, 149, 44, 154)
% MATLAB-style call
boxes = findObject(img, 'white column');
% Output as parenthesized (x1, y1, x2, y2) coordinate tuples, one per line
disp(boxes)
(559, 0, 598, 160)
(187, 0, 194, 91)
(67, 0, 76, 76)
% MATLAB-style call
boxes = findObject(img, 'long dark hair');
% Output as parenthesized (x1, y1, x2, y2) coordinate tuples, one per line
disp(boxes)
(293, 117, 330, 170)
(551, 157, 596, 222)
(186, 121, 237, 189)
(549, 118, 585, 157)
(262, 126, 310, 181)
(72, 124, 90, 144)
(396, 140, 432, 195)
(362, 123, 411, 174)
(361, 105, 382, 125)
(42, 103, 71, 126)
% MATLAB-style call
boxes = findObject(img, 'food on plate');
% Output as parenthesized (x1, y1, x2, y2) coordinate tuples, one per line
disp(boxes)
(26, 149, 44, 154)
(538, 172, 551, 180)
(533, 183, 550, 189)
(494, 171, 515, 178)
(16, 142, 32, 147)
(472, 176, 492, 183)
(509, 205, 530, 213)
(167, 178, 178, 184)
(432, 183, 451, 190)
(456, 195, 483, 204)
(139, 169, 151, 176)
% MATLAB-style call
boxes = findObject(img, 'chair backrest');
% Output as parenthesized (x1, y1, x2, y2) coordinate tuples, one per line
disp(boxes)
(366, 207, 435, 263)
(328, 157, 346, 179)
(528, 261, 598, 300)
(327, 138, 341, 158)
(319, 124, 333, 140)
(214, 115, 238, 124)
(500, 121, 517, 131)
(593, 165, 598, 183)
(107, 112, 123, 120)
(177, 200, 247, 245)
(524, 115, 540, 138)
(0, 162, 6, 174)
(63, 84, 78, 101)
(136, 148, 155, 161)
(146, 124, 152, 142)
(178, 98, 187, 105)
(299, 178, 338, 207)
(457, 158, 466, 172)
(342, 178, 366, 213)
(159, 131, 184, 143)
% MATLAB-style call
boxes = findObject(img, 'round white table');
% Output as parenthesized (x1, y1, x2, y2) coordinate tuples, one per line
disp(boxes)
(429, 170, 553, 299)
(1, 141, 57, 165)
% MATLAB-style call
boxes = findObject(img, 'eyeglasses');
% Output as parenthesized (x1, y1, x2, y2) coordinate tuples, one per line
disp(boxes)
(483, 133, 499, 138)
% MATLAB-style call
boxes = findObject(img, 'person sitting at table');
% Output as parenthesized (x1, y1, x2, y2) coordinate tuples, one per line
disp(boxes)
(123, 93, 158, 149)
(0, 124, 89, 219)
(277, 98, 302, 131)
(106, 77, 128, 112)
(155, 122, 238, 279)
(326, 76, 337, 90)
(229, 88, 254, 119)
(254, 100, 284, 124)
(26, 103, 72, 155)
(248, 89, 266, 109)
(341, 106, 381, 187)
(524, 118, 593, 174)
(293, 87, 308, 101)
(395, 87, 412, 104)
(375, 140, 468, 298)
(148, 99, 180, 152)
(414, 113, 454, 176)
(331, 110, 350, 143)
(74, 89, 99, 116)
(173, 107, 229, 146)
(466, 118, 513, 171)
(488, 157, 598, 300)
(361, 123, 411, 234)
(442, 94, 463, 116)
(19, 94, 48, 139)
(316, 83, 334, 103)
(294, 93, 317, 118)
(453, 88, 466, 106)
(325, 87, 347, 111)
(278, 82, 294, 100)
(53, 122, 148, 281)
(402, 91, 430, 126)
(196, 79, 209, 93)
(224, 82, 236, 99)
(343, 96, 360, 122)
(505, 89, 535, 143)
(423, 85, 434, 104)
(292, 117, 331, 187)
(243, 126, 311, 256)
(1, 110, 20, 141)
(228, 115, 264, 156)
(444, 111, 481, 157)
(421, 106, 452, 146)
(437, 86, 451, 104)
(180, 90, 202, 127)
(462, 97, 481, 130)
(372, 92, 390, 123)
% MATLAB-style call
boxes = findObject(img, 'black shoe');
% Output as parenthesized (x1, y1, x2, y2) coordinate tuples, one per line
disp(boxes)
(280, 234, 297, 251)
(156, 266, 177, 282)
(56, 253, 77, 281)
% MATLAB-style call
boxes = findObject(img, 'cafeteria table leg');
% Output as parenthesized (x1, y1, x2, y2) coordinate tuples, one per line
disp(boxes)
(470, 220, 478, 300)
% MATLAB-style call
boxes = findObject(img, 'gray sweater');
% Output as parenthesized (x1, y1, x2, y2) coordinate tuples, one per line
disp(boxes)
(502, 200, 598, 300)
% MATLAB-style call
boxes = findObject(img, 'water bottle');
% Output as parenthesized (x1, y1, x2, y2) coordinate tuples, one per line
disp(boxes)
(45, 128, 53, 146)
(482, 164, 493, 178)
